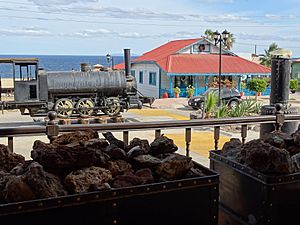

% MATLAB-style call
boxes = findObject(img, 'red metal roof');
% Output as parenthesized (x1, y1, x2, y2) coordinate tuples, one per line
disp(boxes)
(167, 54, 271, 74)
(114, 38, 201, 70)
(114, 38, 271, 74)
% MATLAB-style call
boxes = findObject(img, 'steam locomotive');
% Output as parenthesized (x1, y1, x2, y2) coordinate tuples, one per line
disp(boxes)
(2, 50, 143, 118)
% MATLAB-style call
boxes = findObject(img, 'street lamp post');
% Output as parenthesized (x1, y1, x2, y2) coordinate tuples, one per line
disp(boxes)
(213, 30, 229, 106)
(106, 53, 114, 70)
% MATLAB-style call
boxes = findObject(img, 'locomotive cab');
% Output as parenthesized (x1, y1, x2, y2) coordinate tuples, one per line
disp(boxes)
(13, 60, 39, 103)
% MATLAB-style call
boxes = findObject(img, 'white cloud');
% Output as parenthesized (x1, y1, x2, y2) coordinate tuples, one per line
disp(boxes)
(28, 0, 98, 6)
(236, 32, 300, 42)
(0, 27, 51, 36)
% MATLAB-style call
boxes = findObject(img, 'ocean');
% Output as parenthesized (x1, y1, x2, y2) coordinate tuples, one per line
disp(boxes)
(0, 55, 132, 78)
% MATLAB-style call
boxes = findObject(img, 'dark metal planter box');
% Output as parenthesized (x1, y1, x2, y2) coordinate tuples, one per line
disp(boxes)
(0, 162, 219, 225)
(210, 150, 300, 225)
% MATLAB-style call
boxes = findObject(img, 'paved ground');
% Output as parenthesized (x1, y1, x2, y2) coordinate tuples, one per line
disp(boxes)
(1, 92, 300, 167)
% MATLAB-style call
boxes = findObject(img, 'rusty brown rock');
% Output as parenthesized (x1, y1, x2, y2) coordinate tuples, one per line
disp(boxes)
(4, 162, 67, 203)
(292, 128, 300, 147)
(52, 129, 99, 145)
(107, 160, 132, 177)
(183, 167, 206, 179)
(0, 144, 25, 172)
(150, 135, 178, 155)
(238, 139, 293, 174)
(31, 140, 108, 174)
(127, 138, 150, 153)
(127, 146, 145, 159)
(64, 166, 112, 194)
(112, 171, 141, 188)
(155, 153, 193, 180)
(135, 168, 154, 184)
(102, 132, 127, 150)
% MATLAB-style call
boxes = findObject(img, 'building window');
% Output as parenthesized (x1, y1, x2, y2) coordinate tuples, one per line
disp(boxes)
(131, 70, 135, 77)
(193, 44, 210, 53)
(149, 72, 156, 86)
(139, 71, 143, 84)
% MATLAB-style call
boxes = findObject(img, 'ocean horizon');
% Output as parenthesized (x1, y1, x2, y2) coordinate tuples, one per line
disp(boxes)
(0, 55, 137, 78)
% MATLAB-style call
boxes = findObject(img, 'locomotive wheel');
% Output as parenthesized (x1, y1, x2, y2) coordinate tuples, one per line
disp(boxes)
(54, 98, 73, 118)
(76, 98, 94, 118)
(103, 97, 121, 116)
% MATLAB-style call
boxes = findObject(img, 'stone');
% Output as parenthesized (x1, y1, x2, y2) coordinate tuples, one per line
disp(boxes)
(135, 168, 154, 184)
(132, 154, 162, 169)
(221, 138, 242, 160)
(107, 160, 132, 177)
(127, 146, 145, 159)
(102, 132, 127, 150)
(286, 146, 300, 156)
(183, 167, 206, 179)
(292, 128, 300, 147)
(0, 170, 11, 203)
(64, 166, 112, 194)
(112, 172, 141, 188)
(52, 129, 99, 145)
(4, 162, 67, 203)
(263, 131, 294, 148)
(103, 144, 127, 160)
(31, 140, 108, 174)
(0, 144, 25, 172)
(150, 135, 178, 155)
(155, 153, 194, 180)
(127, 138, 150, 153)
(238, 139, 293, 174)
(84, 138, 109, 149)
(291, 153, 300, 172)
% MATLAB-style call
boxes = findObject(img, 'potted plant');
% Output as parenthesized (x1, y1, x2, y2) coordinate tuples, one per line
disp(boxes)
(246, 78, 267, 100)
(173, 87, 181, 98)
(290, 79, 298, 93)
(240, 82, 246, 97)
(186, 85, 195, 98)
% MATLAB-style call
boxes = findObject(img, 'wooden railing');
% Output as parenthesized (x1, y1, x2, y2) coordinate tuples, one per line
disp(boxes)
(1, 106, 300, 155)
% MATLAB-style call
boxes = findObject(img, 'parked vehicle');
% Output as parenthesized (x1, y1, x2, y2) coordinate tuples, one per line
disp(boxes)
(188, 87, 241, 110)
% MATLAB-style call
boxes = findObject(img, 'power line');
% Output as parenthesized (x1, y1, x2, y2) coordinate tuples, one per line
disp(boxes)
(1, 14, 300, 28)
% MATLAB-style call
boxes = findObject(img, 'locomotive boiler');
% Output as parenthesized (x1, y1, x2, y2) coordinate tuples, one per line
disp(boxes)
(3, 49, 142, 118)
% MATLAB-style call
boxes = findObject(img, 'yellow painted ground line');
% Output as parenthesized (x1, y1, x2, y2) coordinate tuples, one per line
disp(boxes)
(128, 109, 230, 157)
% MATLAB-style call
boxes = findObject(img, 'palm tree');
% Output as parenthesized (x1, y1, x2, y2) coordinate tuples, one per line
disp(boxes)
(259, 43, 279, 67)
(204, 29, 235, 50)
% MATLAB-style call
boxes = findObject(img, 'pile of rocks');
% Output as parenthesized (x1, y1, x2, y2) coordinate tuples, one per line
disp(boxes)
(221, 127, 300, 174)
(0, 130, 204, 204)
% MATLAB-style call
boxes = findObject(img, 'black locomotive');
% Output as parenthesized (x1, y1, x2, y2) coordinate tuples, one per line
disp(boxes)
(2, 49, 143, 118)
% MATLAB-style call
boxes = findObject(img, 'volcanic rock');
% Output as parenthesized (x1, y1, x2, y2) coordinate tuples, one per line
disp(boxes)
(107, 160, 132, 177)
(112, 171, 141, 188)
(52, 129, 99, 145)
(150, 135, 178, 155)
(31, 140, 108, 174)
(135, 168, 154, 184)
(127, 146, 145, 159)
(0, 144, 25, 172)
(102, 132, 127, 150)
(155, 153, 193, 180)
(263, 131, 294, 148)
(132, 154, 162, 169)
(103, 144, 127, 160)
(292, 128, 300, 147)
(64, 166, 112, 194)
(183, 167, 206, 179)
(0, 170, 11, 203)
(127, 138, 150, 153)
(238, 139, 293, 174)
(221, 138, 242, 160)
(84, 138, 109, 149)
(291, 153, 300, 172)
(4, 162, 67, 203)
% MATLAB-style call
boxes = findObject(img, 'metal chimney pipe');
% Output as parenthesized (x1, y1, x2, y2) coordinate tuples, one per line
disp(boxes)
(124, 49, 131, 77)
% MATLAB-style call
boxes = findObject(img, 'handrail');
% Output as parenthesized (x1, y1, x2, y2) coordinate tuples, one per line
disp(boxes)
(1, 109, 300, 154)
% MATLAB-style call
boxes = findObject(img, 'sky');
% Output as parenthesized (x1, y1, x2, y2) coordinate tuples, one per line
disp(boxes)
(1, 0, 300, 56)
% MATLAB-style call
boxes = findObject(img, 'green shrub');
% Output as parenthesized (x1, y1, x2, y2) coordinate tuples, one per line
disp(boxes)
(246, 78, 267, 98)
(290, 79, 298, 91)
(186, 85, 195, 97)
(204, 92, 218, 118)
(173, 87, 181, 94)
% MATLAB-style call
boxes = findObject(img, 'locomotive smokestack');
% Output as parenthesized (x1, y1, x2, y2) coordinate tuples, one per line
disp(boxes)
(124, 49, 131, 77)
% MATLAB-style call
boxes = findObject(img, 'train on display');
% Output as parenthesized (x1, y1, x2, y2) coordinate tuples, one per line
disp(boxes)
(0, 49, 149, 118)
